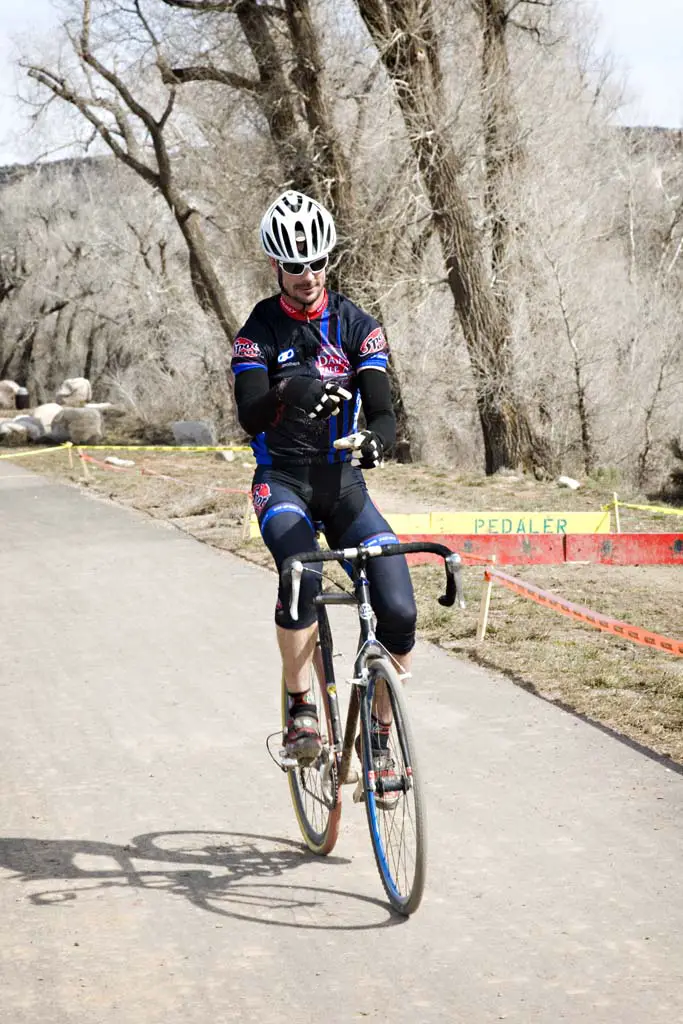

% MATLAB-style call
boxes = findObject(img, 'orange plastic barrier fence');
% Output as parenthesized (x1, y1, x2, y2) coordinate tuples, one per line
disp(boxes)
(78, 451, 249, 496)
(483, 568, 683, 657)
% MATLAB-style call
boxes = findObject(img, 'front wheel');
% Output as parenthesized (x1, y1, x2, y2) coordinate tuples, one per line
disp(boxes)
(282, 654, 341, 856)
(360, 658, 427, 914)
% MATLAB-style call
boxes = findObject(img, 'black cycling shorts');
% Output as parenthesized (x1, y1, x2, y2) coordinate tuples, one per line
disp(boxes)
(251, 463, 417, 655)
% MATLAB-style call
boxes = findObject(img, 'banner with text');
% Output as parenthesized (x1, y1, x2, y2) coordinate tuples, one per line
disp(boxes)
(384, 511, 611, 536)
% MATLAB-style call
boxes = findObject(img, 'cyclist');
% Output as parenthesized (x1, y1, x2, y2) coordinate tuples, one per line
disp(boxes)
(231, 189, 417, 773)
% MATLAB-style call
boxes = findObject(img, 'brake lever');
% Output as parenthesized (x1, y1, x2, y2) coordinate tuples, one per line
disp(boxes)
(438, 552, 465, 609)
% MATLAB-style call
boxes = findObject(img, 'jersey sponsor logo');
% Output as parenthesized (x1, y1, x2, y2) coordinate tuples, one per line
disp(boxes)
(252, 482, 271, 516)
(316, 345, 352, 379)
(233, 337, 262, 359)
(277, 347, 295, 364)
(359, 327, 387, 356)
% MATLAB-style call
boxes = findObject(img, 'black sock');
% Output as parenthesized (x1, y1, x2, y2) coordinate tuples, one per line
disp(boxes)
(288, 691, 316, 715)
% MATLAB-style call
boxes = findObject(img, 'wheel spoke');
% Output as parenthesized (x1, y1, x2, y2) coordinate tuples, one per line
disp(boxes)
(363, 660, 426, 914)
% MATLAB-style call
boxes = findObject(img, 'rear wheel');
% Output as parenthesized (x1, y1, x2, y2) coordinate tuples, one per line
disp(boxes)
(360, 657, 426, 914)
(282, 648, 341, 856)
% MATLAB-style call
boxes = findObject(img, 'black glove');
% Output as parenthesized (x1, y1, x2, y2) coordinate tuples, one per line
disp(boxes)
(333, 429, 384, 468)
(278, 376, 352, 420)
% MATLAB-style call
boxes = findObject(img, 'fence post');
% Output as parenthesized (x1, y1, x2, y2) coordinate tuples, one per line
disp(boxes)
(242, 494, 253, 541)
(613, 492, 621, 534)
(78, 448, 90, 482)
(476, 555, 496, 642)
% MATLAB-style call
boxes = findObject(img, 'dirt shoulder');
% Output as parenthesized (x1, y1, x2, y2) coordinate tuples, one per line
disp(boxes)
(10, 444, 683, 765)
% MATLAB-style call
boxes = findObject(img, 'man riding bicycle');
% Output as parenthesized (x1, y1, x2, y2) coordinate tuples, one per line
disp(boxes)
(231, 190, 417, 767)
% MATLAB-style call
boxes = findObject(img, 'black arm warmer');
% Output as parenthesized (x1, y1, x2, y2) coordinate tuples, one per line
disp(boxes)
(234, 368, 282, 436)
(358, 368, 396, 452)
(234, 365, 396, 450)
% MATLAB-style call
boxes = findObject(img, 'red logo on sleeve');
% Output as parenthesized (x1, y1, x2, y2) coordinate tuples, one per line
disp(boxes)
(233, 337, 262, 359)
(359, 328, 387, 356)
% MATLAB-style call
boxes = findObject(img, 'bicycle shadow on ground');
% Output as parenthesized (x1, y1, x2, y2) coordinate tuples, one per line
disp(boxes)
(0, 830, 403, 930)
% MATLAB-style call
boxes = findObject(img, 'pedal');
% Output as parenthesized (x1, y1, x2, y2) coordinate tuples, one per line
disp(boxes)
(278, 750, 300, 770)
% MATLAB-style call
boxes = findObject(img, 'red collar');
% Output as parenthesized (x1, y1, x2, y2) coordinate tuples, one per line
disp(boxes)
(279, 290, 328, 322)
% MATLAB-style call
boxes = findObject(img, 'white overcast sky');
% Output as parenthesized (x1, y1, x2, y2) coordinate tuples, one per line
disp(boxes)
(0, 0, 682, 164)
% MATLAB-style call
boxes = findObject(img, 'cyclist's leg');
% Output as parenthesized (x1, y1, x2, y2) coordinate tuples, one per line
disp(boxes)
(325, 465, 417, 660)
(253, 467, 321, 689)
(324, 466, 417, 723)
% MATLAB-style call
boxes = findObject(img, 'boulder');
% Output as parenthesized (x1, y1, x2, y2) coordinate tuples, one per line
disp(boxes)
(172, 420, 217, 446)
(56, 377, 92, 406)
(50, 407, 104, 445)
(12, 415, 45, 442)
(33, 403, 64, 432)
(0, 420, 29, 446)
(557, 475, 581, 490)
(0, 380, 20, 409)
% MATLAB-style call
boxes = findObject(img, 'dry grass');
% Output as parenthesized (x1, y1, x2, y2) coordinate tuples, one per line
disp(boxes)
(14, 444, 683, 766)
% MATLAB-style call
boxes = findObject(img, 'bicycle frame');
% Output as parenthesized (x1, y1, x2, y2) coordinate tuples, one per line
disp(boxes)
(312, 558, 388, 790)
(282, 539, 463, 790)
(280, 539, 463, 909)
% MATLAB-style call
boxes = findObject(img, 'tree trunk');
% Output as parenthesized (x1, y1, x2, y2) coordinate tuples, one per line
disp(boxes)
(480, 0, 521, 305)
(355, 0, 550, 473)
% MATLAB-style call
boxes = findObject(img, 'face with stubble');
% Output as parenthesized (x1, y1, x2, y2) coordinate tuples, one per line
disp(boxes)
(270, 231, 328, 309)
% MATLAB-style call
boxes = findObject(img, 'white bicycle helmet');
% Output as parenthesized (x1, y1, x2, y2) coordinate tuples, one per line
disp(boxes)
(260, 190, 336, 261)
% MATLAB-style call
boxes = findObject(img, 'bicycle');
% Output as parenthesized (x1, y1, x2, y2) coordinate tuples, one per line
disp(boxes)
(268, 540, 464, 915)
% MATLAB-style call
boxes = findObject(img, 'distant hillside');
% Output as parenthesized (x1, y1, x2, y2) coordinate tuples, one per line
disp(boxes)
(620, 126, 683, 158)
(0, 154, 112, 190)
(2, 126, 680, 190)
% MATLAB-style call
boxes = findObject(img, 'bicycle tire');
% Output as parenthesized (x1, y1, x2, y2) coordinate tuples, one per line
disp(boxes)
(282, 619, 341, 856)
(360, 657, 426, 914)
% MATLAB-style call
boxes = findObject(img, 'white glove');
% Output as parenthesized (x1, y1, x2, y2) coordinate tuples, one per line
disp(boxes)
(333, 429, 384, 468)
(307, 381, 352, 420)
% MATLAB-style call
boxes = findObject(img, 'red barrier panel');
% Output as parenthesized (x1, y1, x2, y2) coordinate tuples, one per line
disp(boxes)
(399, 533, 683, 566)
(567, 534, 683, 565)
(79, 452, 249, 495)
(401, 533, 567, 566)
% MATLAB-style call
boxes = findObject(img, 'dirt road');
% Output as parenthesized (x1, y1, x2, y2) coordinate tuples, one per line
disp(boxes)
(1, 462, 682, 1023)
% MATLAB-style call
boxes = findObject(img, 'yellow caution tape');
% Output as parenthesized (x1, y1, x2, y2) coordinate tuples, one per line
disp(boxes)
(74, 444, 253, 452)
(601, 500, 683, 517)
(0, 443, 72, 460)
(0, 442, 252, 459)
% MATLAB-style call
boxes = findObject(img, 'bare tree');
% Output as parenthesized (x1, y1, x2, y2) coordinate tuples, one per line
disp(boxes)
(25, 0, 240, 341)
(542, 246, 596, 474)
(354, 0, 552, 473)
(0, 157, 231, 427)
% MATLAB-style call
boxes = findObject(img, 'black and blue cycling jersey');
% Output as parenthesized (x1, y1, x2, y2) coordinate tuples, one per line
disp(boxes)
(231, 287, 415, 651)
(230, 289, 389, 466)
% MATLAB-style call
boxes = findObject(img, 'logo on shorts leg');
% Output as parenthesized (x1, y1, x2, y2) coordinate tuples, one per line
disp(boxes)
(252, 482, 271, 516)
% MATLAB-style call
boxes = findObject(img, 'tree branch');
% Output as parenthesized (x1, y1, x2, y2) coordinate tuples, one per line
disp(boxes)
(160, 0, 286, 17)
(162, 64, 261, 93)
